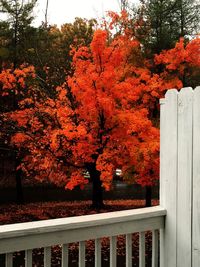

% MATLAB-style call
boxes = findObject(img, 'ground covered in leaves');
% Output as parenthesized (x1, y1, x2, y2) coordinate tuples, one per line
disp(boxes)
(0, 199, 159, 225)
(0, 199, 159, 267)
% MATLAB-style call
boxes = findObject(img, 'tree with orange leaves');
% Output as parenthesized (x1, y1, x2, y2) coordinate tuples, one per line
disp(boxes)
(155, 37, 200, 87)
(2, 12, 200, 208)
(0, 64, 36, 203)
(4, 28, 160, 208)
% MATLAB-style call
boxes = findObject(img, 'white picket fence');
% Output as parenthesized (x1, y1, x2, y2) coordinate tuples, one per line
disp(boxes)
(1, 86, 200, 267)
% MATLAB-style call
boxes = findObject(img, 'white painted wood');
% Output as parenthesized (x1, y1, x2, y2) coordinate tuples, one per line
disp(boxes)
(6, 253, 13, 267)
(152, 230, 159, 267)
(192, 86, 200, 267)
(79, 241, 85, 267)
(62, 244, 68, 267)
(126, 234, 132, 267)
(0, 206, 166, 253)
(0, 206, 166, 238)
(44, 246, 51, 267)
(139, 232, 145, 267)
(160, 87, 194, 267)
(95, 238, 101, 267)
(160, 89, 178, 267)
(25, 249, 32, 267)
(177, 87, 193, 267)
(159, 229, 165, 267)
(110, 236, 117, 267)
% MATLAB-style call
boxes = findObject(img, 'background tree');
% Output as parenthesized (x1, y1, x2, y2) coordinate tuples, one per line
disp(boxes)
(0, 0, 37, 68)
(174, 0, 200, 37)
(23, 18, 97, 95)
(155, 37, 200, 87)
(0, 4, 97, 203)
(132, 0, 200, 203)
(0, 0, 38, 203)
(127, 0, 200, 57)
(0, 64, 36, 203)
(146, 0, 181, 53)
(0, 21, 12, 64)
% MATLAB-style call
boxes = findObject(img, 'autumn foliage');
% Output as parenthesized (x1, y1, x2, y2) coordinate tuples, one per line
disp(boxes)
(0, 65, 35, 96)
(1, 11, 200, 207)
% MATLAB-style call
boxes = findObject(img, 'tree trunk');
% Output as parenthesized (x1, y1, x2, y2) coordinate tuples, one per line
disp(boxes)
(87, 164, 104, 209)
(145, 186, 152, 207)
(45, 0, 49, 26)
(15, 156, 24, 204)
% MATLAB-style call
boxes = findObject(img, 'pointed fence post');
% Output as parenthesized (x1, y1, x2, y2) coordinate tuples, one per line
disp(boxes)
(160, 89, 178, 267)
(160, 87, 194, 267)
(192, 86, 200, 266)
(176, 87, 193, 267)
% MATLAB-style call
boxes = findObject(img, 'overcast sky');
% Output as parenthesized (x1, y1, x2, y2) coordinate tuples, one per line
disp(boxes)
(34, 0, 139, 26)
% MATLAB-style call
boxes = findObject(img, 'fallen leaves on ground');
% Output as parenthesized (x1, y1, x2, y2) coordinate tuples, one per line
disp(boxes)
(0, 199, 159, 225)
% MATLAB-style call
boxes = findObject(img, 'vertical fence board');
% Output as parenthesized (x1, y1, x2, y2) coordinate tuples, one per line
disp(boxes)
(139, 232, 145, 267)
(152, 230, 159, 267)
(193, 86, 200, 267)
(25, 250, 32, 267)
(95, 239, 101, 267)
(177, 87, 193, 267)
(62, 244, 68, 267)
(126, 234, 132, 267)
(160, 89, 178, 267)
(110, 236, 117, 267)
(44, 247, 51, 267)
(6, 253, 13, 267)
(79, 241, 85, 267)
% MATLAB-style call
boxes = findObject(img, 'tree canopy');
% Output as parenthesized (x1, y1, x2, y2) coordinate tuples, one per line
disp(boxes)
(0, 3, 200, 207)
(1, 11, 200, 206)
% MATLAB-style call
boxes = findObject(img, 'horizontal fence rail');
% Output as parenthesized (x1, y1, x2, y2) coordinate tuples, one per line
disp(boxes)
(0, 206, 166, 267)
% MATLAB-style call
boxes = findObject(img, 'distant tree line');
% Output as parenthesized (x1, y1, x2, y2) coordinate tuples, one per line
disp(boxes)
(0, 0, 199, 84)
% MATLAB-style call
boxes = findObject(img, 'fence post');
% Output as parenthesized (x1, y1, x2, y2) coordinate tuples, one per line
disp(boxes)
(160, 87, 194, 267)
(160, 89, 178, 267)
(192, 86, 200, 266)
(177, 87, 193, 267)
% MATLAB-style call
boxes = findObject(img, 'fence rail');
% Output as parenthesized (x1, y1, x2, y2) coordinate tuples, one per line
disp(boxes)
(0, 206, 166, 267)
